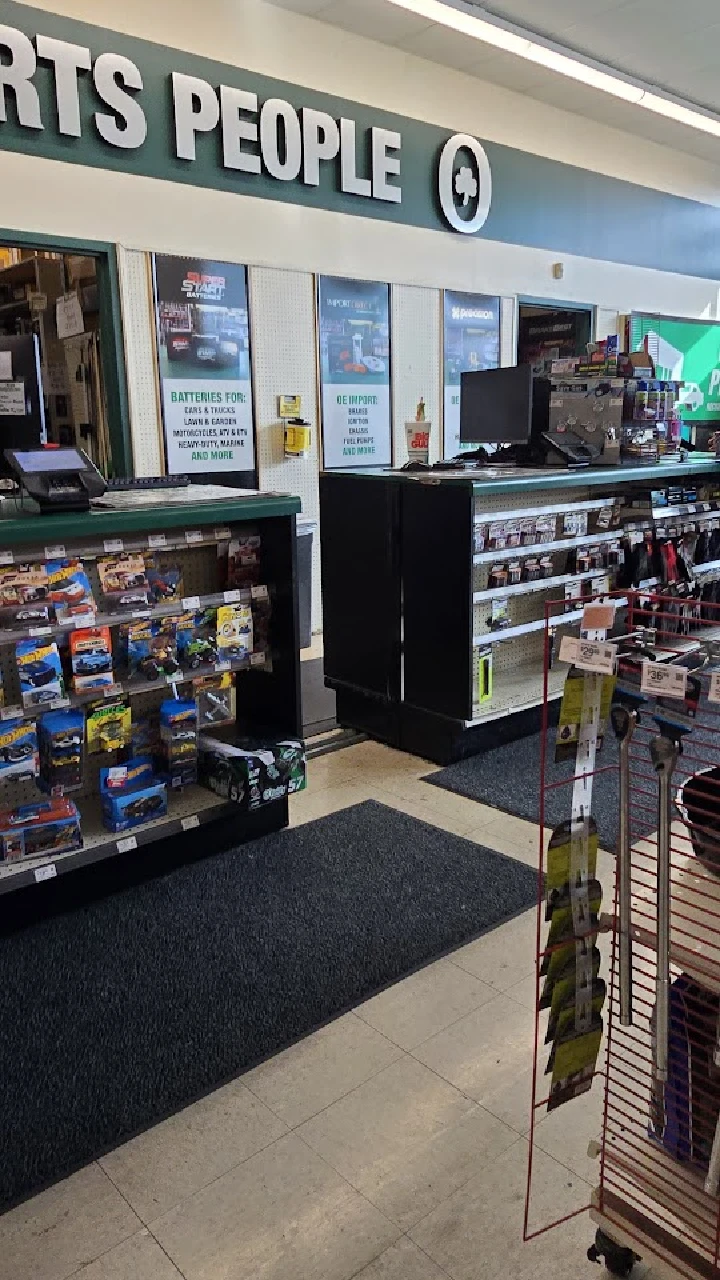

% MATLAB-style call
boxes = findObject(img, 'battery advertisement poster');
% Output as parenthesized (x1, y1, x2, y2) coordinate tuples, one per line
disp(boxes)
(630, 313, 720, 424)
(318, 276, 391, 469)
(443, 291, 500, 455)
(153, 254, 255, 474)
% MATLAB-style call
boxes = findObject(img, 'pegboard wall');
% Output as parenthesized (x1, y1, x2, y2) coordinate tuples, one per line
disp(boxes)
(116, 246, 165, 478)
(391, 286, 442, 465)
(248, 266, 322, 633)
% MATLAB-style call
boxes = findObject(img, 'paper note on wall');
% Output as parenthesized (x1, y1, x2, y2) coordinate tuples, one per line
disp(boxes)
(0, 381, 26, 416)
(56, 292, 85, 340)
(0, 352, 12, 381)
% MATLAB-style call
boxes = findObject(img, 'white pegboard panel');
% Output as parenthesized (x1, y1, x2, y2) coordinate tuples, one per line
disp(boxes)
(116, 246, 165, 478)
(248, 266, 321, 632)
(391, 285, 441, 466)
(500, 296, 517, 367)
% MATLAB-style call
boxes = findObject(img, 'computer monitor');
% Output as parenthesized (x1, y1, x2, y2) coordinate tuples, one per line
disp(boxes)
(460, 364, 533, 445)
(0, 335, 46, 476)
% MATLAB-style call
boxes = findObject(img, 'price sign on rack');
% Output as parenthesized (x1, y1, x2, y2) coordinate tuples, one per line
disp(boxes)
(641, 661, 688, 700)
(559, 636, 617, 675)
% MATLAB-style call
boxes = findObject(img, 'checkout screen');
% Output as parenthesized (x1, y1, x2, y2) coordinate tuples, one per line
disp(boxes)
(13, 449, 85, 474)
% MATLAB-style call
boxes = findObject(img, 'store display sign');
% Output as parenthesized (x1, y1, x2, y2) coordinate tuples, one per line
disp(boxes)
(443, 291, 500, 456)
(153, 254, 255, 475)
(0, 381, 25, 416)
(630, 314, 720, 423)
(318, 276, 391, 469)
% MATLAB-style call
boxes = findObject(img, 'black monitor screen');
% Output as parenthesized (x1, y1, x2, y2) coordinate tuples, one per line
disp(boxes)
(460, 364, 532, 445)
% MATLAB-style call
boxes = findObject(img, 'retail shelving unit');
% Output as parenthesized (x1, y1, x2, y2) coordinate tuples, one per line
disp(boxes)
(0, 489, 301, 895)
(320, 460, 720, 764)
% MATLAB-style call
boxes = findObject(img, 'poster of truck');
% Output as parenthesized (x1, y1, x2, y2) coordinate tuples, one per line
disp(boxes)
(630, 313, 720, 424)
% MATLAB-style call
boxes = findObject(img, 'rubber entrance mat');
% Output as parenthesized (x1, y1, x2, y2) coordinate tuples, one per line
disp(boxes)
(424, 732, 622, 853)
(0, 799, 536, 1211)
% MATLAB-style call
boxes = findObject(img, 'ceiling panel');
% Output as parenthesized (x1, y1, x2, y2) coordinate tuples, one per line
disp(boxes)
(265, 0, 329, 12)
(402, 22, 503, 72)
(479, 0, 632, 40)
(314, 0, 433, 43)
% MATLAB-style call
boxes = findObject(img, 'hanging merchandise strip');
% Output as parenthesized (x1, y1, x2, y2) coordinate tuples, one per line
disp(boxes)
(569, 661, 604, 1036)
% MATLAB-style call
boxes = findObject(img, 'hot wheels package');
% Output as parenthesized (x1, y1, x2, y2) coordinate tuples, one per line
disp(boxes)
(47, 559, 96, 624)
(216, 602, 253, 661)
(16, 637, 65, 708)
(145, 555, 184, 604)
(37, 709, 85, 792)
(97, 553, 150, 609)
(127, 618, 181, 681)
(100, 756, 167, 831)
(0, 563, 50, 627)
(0, 797, 82, 862)
(227, 533, 262, 588)
(194, 671, 236, 728)
(0, 718, 38, 782)
(158, 698, 198, 787)
(175, 609, 218, 670)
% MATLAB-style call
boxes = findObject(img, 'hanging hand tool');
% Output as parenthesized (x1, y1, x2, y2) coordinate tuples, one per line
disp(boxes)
(611, 704, 638, 1027)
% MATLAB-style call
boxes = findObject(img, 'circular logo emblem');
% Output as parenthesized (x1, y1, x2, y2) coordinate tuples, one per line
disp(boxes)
(438, 134, 492, 235)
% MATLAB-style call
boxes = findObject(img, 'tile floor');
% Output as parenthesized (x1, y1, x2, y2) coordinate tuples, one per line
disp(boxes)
(0, 740, 641, 1280)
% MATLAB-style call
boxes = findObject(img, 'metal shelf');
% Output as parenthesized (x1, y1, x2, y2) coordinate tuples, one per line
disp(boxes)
(473, 528, 620, 565)
(473, 568, 607, 604)
(474, 496, 615, 525)
(0, 787, 237, 895)
(467, 662, 567, 726)
(472, 608, 586, 646)
(0, 526, 234, 567)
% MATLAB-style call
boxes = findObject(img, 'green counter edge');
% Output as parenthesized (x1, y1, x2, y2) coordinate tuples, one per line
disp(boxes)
(323, 460, 720, 496)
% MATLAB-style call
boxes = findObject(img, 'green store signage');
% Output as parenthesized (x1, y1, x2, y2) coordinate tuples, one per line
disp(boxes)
(1, 0, 720, 278)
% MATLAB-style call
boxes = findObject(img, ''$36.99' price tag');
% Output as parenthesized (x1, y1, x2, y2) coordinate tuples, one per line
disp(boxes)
(641, 661, 688, 700)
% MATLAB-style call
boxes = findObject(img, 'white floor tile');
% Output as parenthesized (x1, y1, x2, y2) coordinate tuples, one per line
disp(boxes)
(450, 907, 536, 992)
(351, 1236, 448, 1279)
(412, 994, 536, 1135)
(298, 1055, 518, 1230)
(244, 1012, 401, 1128)
(476, 811, 546, 868)
(68, 1231, 182, 1280)
(410, 1139, 593, 1280)
(0, 1165, 141, 1280)
(99, 1079, 286, 1223)
(356, 957, 495, 1050)
(151, 1131, 399, 1280)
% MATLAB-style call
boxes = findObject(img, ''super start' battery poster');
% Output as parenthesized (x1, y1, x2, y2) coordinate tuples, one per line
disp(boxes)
(318, 276, 392, 469)
(443, 290, 500, 456)
(153, 254, 255, 475)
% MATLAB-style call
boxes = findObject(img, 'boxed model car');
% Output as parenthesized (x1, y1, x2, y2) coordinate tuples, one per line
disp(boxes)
(97, 553, 150, 609)
(69, 626, 114, 691)
(0, 562, 50, 627)
(198, 734, 305, 810)
(99, 756, 168, 832)
(0, 718, 38, 782)
(47, 559, 96, 624)
(86, 696, 132, 754)
(16, 637, 65, 708)
(0, 796, 82, 862)
(37, 709, 85, 792)
(158, 698, 198, 787)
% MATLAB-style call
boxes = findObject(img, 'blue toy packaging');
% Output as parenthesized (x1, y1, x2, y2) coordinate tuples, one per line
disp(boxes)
(145, 556, 184, 604)
(16, 637, 65, 708)
(175, 609, 218, 670)
(0, 796, 82, 862)
(127, 618, 181, 682)
(158, 698, 198, 787)
(37, 709, 85, 793)
(47, 559, 96, 624)
(69, 626, 114, 692)
(100, 756, 167, 832)
(0, 717, 38, 782)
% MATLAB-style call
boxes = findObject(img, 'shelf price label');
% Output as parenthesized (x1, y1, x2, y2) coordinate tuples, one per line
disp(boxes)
(0, 705, 23, 721)
(185, 531, 203, 545)
(34, 864, 57, 883)
(214, 527, 232, 541)
(182, 596, 201, 611)
(559, 636, 617, 675)
(148, 533, 167, 549)
(116, 836, 138, 854)
(103, 538, 124, 553)
(0, 551, 13, 566)
(29, 626, 52, 637)
(181, 814, 200, 832)
(224, 590, 242, 604)
(709, 672, 720, 705)
(44, 544, 66, 559)
(641, 661, 688, 700)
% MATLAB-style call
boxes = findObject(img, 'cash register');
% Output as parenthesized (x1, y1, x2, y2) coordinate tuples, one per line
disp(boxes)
(4, 446, 107, 513)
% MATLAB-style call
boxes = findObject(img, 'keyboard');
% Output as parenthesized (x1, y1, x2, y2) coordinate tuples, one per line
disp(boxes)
(106, 475, 190, 491)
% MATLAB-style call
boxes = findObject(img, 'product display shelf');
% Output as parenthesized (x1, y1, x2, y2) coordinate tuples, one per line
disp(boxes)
(319, 461, 720, 765)
(0, 490, 302, 895)
(469, 661, 566, 726)
(0, 787, 236, 894)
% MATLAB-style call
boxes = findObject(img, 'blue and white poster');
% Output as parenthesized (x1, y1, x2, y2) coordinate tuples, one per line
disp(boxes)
(318, 276, 391, 469)
(443, 291, 500, 456)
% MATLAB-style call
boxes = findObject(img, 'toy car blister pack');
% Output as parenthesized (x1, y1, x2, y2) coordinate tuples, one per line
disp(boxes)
(37, 709, 84, 793)
(175, 609, 218, 670)
(0, 796, 82, 862)
(97, 553, 150, 609)
(0, 562, 50, 628)
(99, 755, 167, 832)
(216, 602, 252, 661)
(226, 533, 261, 588)
(145, 555, 184, 604)
(198, 734, 305, 809)
(86, 696, 132, 754)
(127, 618, 181, 681)
(0, 717, 38, 782)
(158, 698, 197, 787)
(16, 637, 65, 708)
(47, 559, 96, 624)
(194, 671, 236, 728)
(69, 626, 114, 691)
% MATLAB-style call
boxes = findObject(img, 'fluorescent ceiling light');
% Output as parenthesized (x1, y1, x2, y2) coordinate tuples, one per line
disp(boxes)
(385, 0, 720, 137)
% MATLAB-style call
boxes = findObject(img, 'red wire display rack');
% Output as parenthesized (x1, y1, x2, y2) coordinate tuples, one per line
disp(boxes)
(525, 590, 720, 1280)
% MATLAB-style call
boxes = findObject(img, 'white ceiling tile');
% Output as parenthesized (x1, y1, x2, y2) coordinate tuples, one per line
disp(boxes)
(480, 0, 631, 41)
(265, 0, 330, 13)
(402, 22, 499, 72)
(314, 0, 433, 44)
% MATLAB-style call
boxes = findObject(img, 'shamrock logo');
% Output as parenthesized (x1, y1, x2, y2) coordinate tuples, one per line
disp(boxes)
(454, 166, 478, 207)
